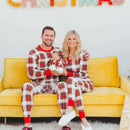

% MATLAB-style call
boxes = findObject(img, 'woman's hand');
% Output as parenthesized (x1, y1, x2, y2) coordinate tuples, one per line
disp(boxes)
(51, 70, 61, 76)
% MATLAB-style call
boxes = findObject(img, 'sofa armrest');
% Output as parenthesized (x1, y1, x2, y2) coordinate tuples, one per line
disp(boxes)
(0, 76, 3, 93)
(120, 75, 130, 94)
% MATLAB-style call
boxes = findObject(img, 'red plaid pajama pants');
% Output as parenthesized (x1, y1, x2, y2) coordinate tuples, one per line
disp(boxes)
(21, 81, 68, 117)
(67, 77, 94, 118)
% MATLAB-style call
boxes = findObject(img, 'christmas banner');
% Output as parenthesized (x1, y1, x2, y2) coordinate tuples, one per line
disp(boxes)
(7, 0, 125, 8)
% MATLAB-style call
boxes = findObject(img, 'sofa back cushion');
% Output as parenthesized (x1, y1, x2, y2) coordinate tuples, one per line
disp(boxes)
(3, 58, 30, 89)
(3, 56, 120, 89)
(87, 56, 120, 87)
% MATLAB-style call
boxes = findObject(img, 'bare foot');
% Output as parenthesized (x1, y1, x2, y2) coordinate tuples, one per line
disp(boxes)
(65, 106, 73, 115)
(81, 118, 89, 128)
(24, 123, 31, 127)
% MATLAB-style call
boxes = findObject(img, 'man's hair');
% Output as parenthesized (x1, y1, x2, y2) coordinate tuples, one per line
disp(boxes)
(42, 26, 56, 36)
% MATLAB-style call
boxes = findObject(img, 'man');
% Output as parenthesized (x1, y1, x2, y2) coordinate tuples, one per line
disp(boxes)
(21, 26, 71, 130)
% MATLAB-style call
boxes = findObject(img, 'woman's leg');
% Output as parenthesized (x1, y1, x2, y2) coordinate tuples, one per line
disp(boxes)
(58, 77, 77, 126)
(58, 78, 93, 128)
(66, 77, 76, 114)
(58, 79, 77, 127)
(56, 82, 72, 129)
(75, 79, 94, 129)
(56, 82, 68, 115)
(74, 83, 89, 127)
(66, 77, 94, 115)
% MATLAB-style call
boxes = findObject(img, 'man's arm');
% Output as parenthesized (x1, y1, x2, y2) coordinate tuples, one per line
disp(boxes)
(27, 51, 51, 80)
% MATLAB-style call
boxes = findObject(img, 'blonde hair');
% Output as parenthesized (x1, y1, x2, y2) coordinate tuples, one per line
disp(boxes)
(62, 30, 81, 61)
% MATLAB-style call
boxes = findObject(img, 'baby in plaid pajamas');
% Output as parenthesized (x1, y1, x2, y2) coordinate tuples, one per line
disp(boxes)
(21, 26, 69, 130)
(58, 30, 94, 130)
(49, 51, 66, 73)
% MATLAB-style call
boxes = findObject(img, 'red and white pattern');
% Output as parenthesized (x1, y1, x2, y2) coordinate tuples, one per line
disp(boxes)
(21, 45, 68, 118)
(66, 50, 94, 118)
(49, 58, 66, 68)
(22, 81, 68, 117)
(26, 45, 61, 81)
(48, 58, 66, 73)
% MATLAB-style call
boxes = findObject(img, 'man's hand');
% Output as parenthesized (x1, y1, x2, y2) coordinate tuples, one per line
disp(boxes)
(86, 51, 90, 60)
(83, 50, 90, 60)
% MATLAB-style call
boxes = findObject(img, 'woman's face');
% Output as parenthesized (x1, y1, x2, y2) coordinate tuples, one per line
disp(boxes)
(67, 34, 78, 49)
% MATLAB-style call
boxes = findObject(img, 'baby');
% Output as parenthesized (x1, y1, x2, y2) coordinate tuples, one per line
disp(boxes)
(49, 51, 66, 73)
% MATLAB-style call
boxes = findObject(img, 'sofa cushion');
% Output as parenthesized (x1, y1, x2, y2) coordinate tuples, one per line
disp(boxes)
(0, 87, 125, 105)
(87, 56, 120, 87)
(3, 58, 30, 89)
(3, 56, 120, 88)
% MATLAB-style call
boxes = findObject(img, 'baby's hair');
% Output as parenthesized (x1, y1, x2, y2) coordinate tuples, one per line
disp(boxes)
(53, 51, 63, 58)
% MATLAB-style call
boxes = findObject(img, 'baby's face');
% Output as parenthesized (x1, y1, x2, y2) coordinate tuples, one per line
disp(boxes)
(52, 53, 61, 61)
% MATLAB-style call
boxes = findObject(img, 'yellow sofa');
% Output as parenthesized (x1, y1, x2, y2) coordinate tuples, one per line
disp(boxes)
(0, 56, 130, 124)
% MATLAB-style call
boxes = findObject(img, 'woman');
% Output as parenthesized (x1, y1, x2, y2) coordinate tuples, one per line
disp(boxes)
(58, 30, 94, 130)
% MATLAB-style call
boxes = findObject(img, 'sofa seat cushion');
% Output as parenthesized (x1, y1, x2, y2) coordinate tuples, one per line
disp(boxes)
(0, 87, 125, 106)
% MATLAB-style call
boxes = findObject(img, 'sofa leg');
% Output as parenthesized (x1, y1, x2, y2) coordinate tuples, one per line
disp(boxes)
(4, 117, 7, 125)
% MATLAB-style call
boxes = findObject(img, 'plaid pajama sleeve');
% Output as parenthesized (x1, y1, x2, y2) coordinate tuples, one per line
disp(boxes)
(27, 50, 51, 80)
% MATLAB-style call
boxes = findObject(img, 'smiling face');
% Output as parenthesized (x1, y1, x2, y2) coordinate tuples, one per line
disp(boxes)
(41, 29, 55, 47)
(67, 34, 78, 49)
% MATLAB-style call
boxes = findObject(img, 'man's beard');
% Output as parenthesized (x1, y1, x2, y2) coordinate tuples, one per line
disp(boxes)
(43, 41, 53, 47)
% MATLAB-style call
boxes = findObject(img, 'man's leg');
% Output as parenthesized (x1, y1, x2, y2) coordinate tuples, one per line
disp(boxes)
(21, 82, 45, 129)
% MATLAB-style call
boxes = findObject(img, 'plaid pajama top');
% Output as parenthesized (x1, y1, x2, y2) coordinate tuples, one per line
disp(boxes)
(49, 58, 66, 68)
(27, 45, 62, 84)
(66, 50, 90, 79)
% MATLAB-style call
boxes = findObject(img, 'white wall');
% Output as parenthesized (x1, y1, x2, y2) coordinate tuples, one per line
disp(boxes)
(0, 0, 130, 77)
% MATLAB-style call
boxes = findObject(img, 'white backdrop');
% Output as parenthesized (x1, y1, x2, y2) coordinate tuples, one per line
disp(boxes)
(0, 0, 130, 76)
